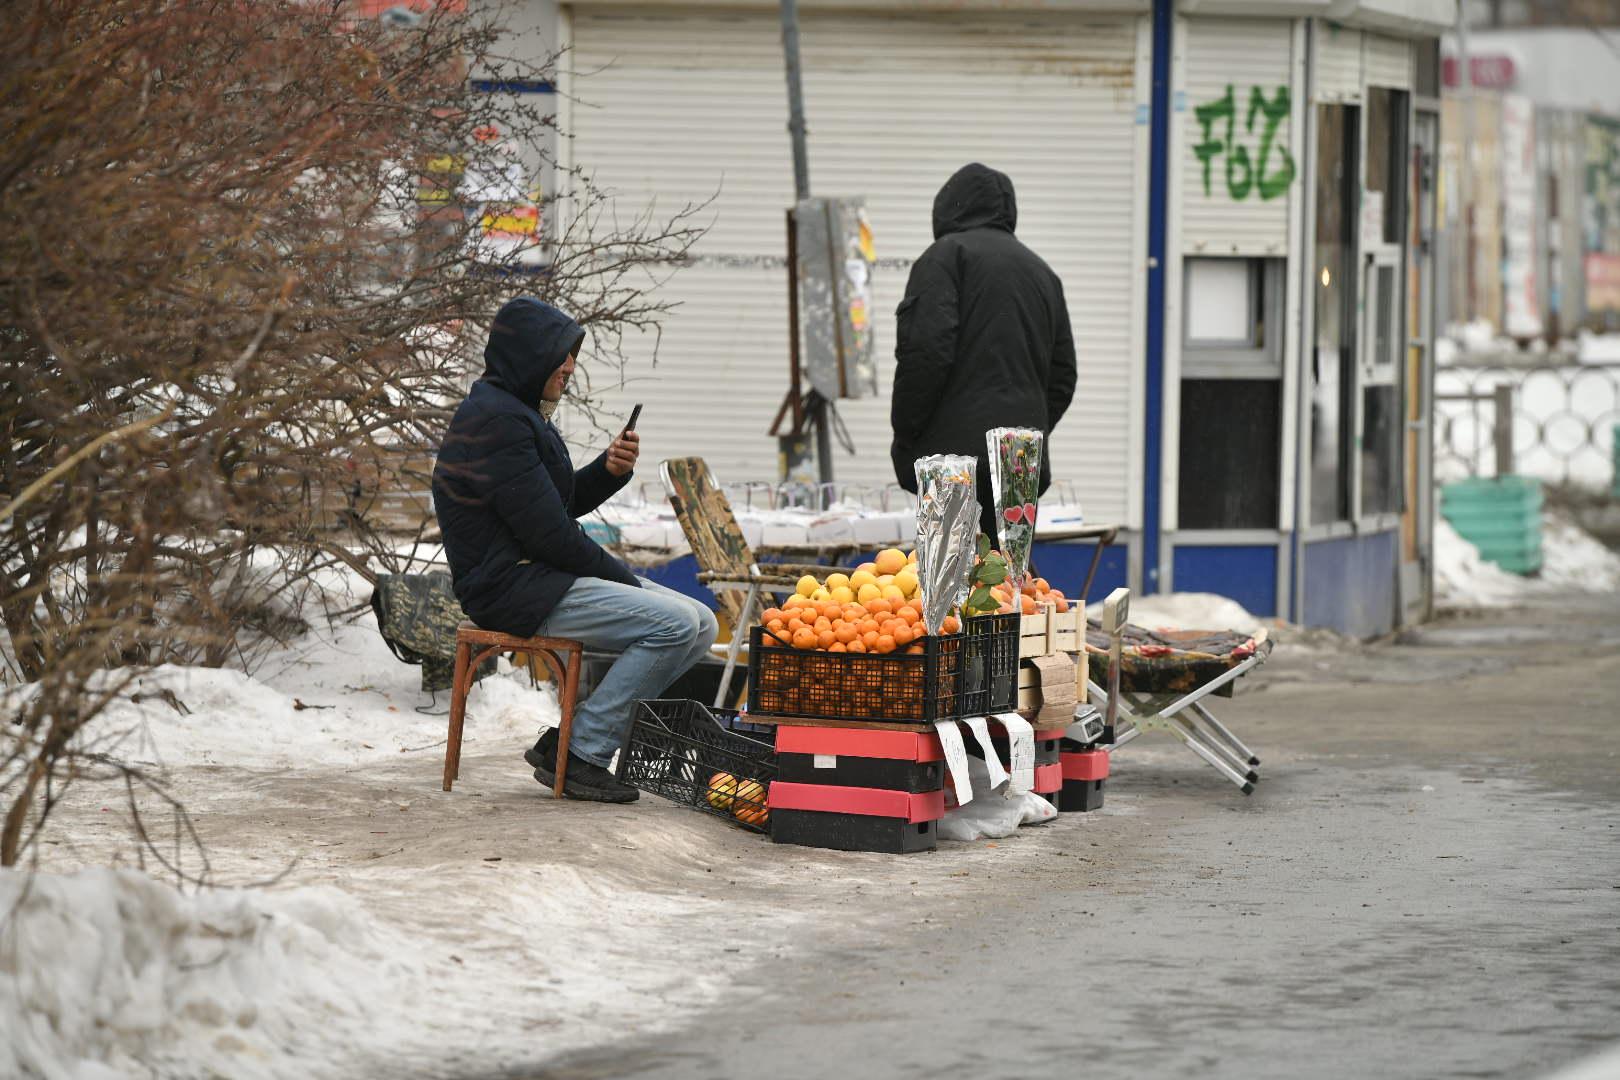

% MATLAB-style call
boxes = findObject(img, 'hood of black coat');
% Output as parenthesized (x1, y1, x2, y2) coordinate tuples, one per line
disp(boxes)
(932, 163, 1017, 240)
(481, 297, 586, 407)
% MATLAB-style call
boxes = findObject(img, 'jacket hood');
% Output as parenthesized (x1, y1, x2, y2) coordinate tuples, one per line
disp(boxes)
(481, 297, 586, 407)
(932, 163, 1017, 240)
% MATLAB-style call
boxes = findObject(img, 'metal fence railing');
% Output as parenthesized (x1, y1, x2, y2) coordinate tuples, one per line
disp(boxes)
(1435, 360, 1620, 492)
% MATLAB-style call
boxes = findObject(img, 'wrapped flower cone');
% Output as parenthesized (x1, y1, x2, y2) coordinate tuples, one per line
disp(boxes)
(913, 455, 978, 636)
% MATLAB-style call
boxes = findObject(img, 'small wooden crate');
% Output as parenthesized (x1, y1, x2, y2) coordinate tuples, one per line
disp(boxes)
(1016, 603, 1089, 716)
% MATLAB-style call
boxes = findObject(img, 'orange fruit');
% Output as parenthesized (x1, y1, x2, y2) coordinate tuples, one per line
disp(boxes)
(874, 548, 907, 576)
(906, 644, 925, 655)
(828, 641, 847, 653)
(847, 640, 867, 654)
(820, 601, 841, 621)
(791, 626, 818, 649)
(835, 623, 859, 644)
(865, 598, 892, 616)
(942, 615, 961, 634)
(892, 625, 914, 647)
(766, 617, 785, 633)
(813, 616, 832, 633)
(761, 607, 783, 624)
(862, 630, 880, 650)
(761, 633, 780, 647)
(1052, 596, 1069, 613)
(897, 607, 920, 626)
(875, 634, 897, 654)
(1020, 593, 1038, 615)
(1033, 578, 1050, 594)
(786, 616, 805, 633)
(817, 629, 837, 649)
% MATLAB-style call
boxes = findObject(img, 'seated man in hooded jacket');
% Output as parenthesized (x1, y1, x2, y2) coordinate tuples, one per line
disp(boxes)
(432, 297, 718, 803)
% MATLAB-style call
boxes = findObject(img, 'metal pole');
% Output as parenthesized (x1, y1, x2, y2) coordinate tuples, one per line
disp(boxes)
(779, 0, 833, 490)
(1455, 6, 1478, 324)
(779, 0, 810, 202)
(1493, 383, 1515, 477)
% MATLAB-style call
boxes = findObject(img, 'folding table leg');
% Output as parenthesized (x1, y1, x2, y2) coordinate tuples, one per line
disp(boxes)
(1171, 712, 1258, 783)
(1162, 720, 1256, 793)
(1190, 701, 1261, 767)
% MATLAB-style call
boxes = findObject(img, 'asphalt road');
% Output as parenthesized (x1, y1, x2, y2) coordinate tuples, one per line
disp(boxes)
(523, 592, 1620, 1080)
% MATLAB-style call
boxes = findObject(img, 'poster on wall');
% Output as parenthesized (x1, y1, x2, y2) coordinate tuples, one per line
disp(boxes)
(1500, 94, 1542, 339)
(1585, 117, 1620, 316)
(796, 198, 878, 401)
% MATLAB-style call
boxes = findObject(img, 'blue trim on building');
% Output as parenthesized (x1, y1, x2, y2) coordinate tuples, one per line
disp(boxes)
(1141, 0, 1173, 596)
(1170, 545, 1279, 617)
(1032, 541, 1130, 607)
(1302, 531, 1399, 638)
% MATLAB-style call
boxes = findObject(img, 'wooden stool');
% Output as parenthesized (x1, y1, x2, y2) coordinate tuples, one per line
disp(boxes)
(445, 622, 584, 797)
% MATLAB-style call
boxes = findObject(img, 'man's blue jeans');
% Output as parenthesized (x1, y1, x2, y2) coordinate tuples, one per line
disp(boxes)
(535, 577, 719, 766)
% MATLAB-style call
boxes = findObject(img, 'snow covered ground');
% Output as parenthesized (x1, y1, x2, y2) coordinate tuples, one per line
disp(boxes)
(0, 578, 823, 1080)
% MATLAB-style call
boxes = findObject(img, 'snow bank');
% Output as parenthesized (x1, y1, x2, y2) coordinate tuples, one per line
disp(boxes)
(93, 614, 557, 771)
(1085, 592, 1262, 634)
(1434, 510, 1620, 608)
(0, 867, 424, 1080)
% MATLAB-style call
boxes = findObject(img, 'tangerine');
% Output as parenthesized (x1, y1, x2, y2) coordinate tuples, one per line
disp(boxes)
(813, 616, 832, 633)
(862, 630, 880, 650)
(817, 629, 837, 649)
(864, 598, 892, 616)
(847, 640, 867, 653)
(761, 607, 784, 624)
(828, 641, 847, 653)
(942, 615, 961, 634)
(834, 623, 859, 644)
(875, 634, 897, 654)
(892, 625, 914, 646)
(874, 548, 908, 576)
(791, 626, 818, 649)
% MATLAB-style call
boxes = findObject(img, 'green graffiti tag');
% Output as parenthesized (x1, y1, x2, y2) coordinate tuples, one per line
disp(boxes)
(1193, 85, 1296, 201)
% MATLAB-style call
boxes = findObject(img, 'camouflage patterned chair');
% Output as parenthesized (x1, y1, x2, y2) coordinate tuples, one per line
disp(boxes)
(660, 457, 850, 706)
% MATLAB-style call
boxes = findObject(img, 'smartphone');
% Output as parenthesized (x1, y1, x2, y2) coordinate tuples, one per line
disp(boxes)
(625, 403, 643, 432)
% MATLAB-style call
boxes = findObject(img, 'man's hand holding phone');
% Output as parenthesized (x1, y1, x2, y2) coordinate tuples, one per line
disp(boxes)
(605, 404, 642, 478)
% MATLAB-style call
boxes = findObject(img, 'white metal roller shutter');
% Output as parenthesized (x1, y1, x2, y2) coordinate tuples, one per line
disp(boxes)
(1181, 17, 1294, 256)
(1363, 33, 1412, 90)
(565, 6, 1143, 524)
(1314, 22, 1362, 102)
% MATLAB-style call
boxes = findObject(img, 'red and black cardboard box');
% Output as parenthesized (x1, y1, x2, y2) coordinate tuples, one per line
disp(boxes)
(1058, 748, 1109, 813)
(769, 727, 945, 854)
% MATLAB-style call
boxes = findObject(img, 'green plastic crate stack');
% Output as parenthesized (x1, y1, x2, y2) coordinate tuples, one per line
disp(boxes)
(1440, 475, 1543, 575)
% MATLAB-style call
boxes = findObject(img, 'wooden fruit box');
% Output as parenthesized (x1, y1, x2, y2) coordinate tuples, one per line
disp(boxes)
(1016, 603, 1089, 718)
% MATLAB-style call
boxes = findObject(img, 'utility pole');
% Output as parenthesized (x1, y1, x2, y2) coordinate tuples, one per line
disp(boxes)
(778, 0, 835, 489)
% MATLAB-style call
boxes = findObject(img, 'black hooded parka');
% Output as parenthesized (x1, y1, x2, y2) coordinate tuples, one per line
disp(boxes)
(431, 298, 639, 637)
(889, 164, 1077, 537)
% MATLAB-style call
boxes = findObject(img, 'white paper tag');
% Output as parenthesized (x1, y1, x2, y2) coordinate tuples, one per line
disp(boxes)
(961, 716, 1009, 788)
(812, 754, 837, 769)
(995, 711, 1037, 793)
(934, 721, 974, 807)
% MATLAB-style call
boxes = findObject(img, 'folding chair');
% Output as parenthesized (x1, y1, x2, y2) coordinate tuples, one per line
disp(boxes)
(1090, 588, 1270, 794)
(659, 457, 852, 708)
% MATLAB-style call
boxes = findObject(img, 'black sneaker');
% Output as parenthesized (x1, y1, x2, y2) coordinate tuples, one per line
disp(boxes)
(532, 751, 639, 803)
(524, 728, 560, 771)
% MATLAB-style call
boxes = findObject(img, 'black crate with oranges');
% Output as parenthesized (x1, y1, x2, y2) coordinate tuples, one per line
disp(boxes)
(746, 624, 967, 723)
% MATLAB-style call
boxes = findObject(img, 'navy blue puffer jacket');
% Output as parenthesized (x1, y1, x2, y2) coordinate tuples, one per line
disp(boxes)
(431, 298, 638, 636)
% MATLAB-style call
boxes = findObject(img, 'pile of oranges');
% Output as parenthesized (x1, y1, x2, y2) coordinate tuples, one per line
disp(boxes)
(759, 547, 961, 654)
(988, 577, 1071, 615)
(759, 596, 962, 655)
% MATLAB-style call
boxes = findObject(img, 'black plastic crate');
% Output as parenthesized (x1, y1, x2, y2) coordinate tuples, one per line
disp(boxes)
(616, 699, 776, 833)
(1059, 778, 1107, 813)
(960, 613, 1021, 717)
(771, 810, 938, 854)
(747, 625, 965, 723)
(776, 753, 945, 793)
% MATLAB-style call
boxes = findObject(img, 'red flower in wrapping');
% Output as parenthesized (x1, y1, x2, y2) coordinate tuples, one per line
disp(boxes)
(1022, 502, 1037, 526)
(1003, 506, 1023, 524)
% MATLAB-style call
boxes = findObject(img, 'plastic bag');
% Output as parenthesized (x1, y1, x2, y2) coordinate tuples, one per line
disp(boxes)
(937, 755, 1057, 842)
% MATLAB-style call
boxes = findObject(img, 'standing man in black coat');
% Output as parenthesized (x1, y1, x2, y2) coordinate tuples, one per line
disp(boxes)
(432, 297, 717, 802)
(890, 163, 1077, 541)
